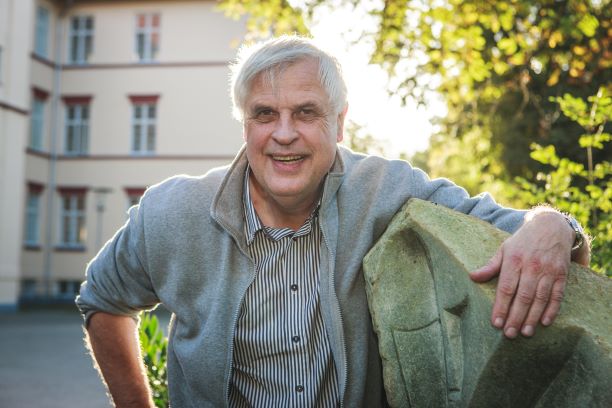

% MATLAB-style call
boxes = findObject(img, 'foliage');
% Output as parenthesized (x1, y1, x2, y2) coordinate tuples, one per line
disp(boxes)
(217, 0, 610, 196)
(217, 0, 611, 271)
(217, 0, 308, 41)
(139, 312, 169, 408)
(342, 120, 388, 156)
(516, 87, 611, 275)
(397, 0, 611, 193)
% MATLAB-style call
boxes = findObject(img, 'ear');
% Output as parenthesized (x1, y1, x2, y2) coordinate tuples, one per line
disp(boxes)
(336, 105, 348, 143)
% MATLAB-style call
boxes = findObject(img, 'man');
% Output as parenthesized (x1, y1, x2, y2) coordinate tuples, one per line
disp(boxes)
(77, 36, 589, 407)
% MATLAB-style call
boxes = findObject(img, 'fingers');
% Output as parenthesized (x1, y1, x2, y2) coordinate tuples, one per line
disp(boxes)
(519, 276, 553, 337)
(470, 248, 503, 282)
(498, 262, 567, 339)
(540, 278, 566, 326)
(489, 254, 520, 331)
(485, 211, 573, 339)
(496, 266, 536, 338)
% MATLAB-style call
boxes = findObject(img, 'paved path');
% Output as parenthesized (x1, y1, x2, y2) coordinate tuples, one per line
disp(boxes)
(0, 308, 114, 407)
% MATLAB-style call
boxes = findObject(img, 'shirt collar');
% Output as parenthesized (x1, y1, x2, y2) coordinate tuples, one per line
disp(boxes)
(243, 166, 322, 245)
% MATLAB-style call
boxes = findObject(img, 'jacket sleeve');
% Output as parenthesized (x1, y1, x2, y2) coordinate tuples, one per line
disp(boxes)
(75, 196, 160, 325)
(405, 163, 527, 234)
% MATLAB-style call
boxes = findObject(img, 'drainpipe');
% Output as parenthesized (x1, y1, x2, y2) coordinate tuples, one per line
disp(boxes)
(42, 4, 67, 299)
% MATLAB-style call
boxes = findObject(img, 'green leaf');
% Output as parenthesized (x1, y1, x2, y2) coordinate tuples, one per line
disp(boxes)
(498, 38, 518, 55)
(577, 13, 599, 37)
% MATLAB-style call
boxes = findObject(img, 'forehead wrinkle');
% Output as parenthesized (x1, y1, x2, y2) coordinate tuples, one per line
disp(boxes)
(246, 59, 333, 118)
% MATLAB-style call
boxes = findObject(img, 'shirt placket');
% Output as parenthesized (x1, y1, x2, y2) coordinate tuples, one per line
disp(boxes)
(280, 234, 303, 405)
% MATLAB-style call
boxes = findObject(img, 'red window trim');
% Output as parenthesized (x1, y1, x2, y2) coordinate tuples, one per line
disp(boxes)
(62, 95, 93, 105)
(57, 186, 89, 196)
(128, 94, 160, 104)
(124, 187, 147, 197)
(28, 182, 46, 194)
(32, 87, 50, 101)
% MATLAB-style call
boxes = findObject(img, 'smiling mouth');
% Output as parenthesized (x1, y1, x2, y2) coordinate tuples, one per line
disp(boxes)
(272, 155, 304, 162)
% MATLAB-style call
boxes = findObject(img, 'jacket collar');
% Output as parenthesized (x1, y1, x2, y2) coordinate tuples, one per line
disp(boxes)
(210, 144, 346, 245)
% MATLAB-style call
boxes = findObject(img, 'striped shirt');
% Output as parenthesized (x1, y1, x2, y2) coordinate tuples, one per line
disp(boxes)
(229, 169, 339, 407)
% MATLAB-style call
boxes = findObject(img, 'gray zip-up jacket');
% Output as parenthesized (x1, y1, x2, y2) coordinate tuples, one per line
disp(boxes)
(76, 146, 525, 407)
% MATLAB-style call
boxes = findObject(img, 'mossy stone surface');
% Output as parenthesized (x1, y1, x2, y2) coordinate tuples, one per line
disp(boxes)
(363, 199, 611, 408)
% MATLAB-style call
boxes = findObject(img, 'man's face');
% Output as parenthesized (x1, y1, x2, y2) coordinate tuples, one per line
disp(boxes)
(243, 58, 345, 215)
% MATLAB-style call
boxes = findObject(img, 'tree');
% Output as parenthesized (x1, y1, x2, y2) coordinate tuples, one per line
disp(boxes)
(516, 87, 611, 275)
(342, 120, 389, 156)
(218, 0, 611, 271)
(218, 0, 610, 193)
(392, 0, 611, 195)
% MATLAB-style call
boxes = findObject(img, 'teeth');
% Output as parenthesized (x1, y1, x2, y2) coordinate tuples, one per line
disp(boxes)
(273, 155, 302, 162)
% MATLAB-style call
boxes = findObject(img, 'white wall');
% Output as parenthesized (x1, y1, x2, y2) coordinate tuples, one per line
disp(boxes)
(0, 0, 35, 308)
(18, 0, 247, 302)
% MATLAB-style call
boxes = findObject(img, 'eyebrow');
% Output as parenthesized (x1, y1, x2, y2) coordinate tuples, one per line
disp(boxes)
(247, 103, 275, 115)
(248, 101, 323, 112)
(294, 102, 321, 111)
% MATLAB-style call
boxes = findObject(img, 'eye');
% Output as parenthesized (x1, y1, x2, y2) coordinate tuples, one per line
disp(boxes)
(296, 107, 319, 121)
(252, 108, 277, 123)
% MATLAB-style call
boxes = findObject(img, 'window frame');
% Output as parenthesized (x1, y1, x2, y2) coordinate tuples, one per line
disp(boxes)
(129, 95, 159, 155)
(135, 13, 160, 62)
(24, 183, 45, 247)
(30, 88, 49, 151)
(34, 5, 50, 58)
(57, 187, 87, 249)
(64, 104, 89, 155)
(30, 99, 45, 150)
(62, 96, 92, 156)
(68, 15, 94, 64)
(57, 279, 82, 298)
(125, 187, 146, 212)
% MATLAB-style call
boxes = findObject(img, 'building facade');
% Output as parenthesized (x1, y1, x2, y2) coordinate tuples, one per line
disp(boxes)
(0, 0, 246, 309)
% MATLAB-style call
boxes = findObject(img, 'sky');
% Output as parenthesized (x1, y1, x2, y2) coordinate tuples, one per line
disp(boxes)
(304, 3, 447, 158)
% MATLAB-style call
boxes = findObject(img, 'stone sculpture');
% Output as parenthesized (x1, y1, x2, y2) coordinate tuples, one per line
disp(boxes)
(363, 199, 611, 408)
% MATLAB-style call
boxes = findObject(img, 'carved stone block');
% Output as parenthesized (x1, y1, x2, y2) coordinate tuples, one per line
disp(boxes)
(363, 199, 611, 408)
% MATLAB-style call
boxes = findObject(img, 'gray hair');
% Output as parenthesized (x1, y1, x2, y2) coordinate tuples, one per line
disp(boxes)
(230, 35, 348, 122)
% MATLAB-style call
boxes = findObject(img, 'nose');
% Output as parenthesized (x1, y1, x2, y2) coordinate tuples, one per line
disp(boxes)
(272, 112, 298, 145)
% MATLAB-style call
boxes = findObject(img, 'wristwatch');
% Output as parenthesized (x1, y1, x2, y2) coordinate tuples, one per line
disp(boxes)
(564, 215, 585, 252)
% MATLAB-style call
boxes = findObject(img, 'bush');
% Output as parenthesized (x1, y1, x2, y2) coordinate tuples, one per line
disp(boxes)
(516, 86, 611, 275)
(139, 311, 169, 408)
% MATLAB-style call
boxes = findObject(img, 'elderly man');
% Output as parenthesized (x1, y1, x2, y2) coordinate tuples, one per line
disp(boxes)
(77, 36, 589, 407)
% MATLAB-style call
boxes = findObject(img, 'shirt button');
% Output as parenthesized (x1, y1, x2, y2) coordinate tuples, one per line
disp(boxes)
(292, 335, 300, 343)
(295, 385, 304, 393)
(290, 284, 298, 291)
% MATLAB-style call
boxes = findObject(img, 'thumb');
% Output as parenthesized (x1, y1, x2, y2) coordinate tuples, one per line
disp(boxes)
(470, 247, 503, 282)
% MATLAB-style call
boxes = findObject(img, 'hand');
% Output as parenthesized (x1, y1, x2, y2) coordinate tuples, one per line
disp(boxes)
(470, 210, 576, 339)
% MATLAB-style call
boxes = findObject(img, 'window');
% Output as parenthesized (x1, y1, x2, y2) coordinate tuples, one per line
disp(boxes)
(125, 187, 146, 210)
(31, 99, 45, 149)
(30, 89, 49, 150)
(24, 183, 44, 247)
(20, 279, 38, 299)
(57, 280, 82, 298)
(58, 188, 87, 248)
(63, 96, 91, 155)
(34, 6, 50, 57)
(69, 15, 93, 64)
(129, 95, 158, 154)
(135, 13, 160, 62)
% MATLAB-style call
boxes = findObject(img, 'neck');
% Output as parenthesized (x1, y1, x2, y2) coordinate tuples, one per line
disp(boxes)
(249, 178, 321, 231)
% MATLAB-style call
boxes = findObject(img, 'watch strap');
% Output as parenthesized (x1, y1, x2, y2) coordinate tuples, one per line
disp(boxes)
(564, 215, 585, 252)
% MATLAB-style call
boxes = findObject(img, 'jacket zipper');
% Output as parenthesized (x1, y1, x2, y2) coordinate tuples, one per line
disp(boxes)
(212, 215, 259, 406)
